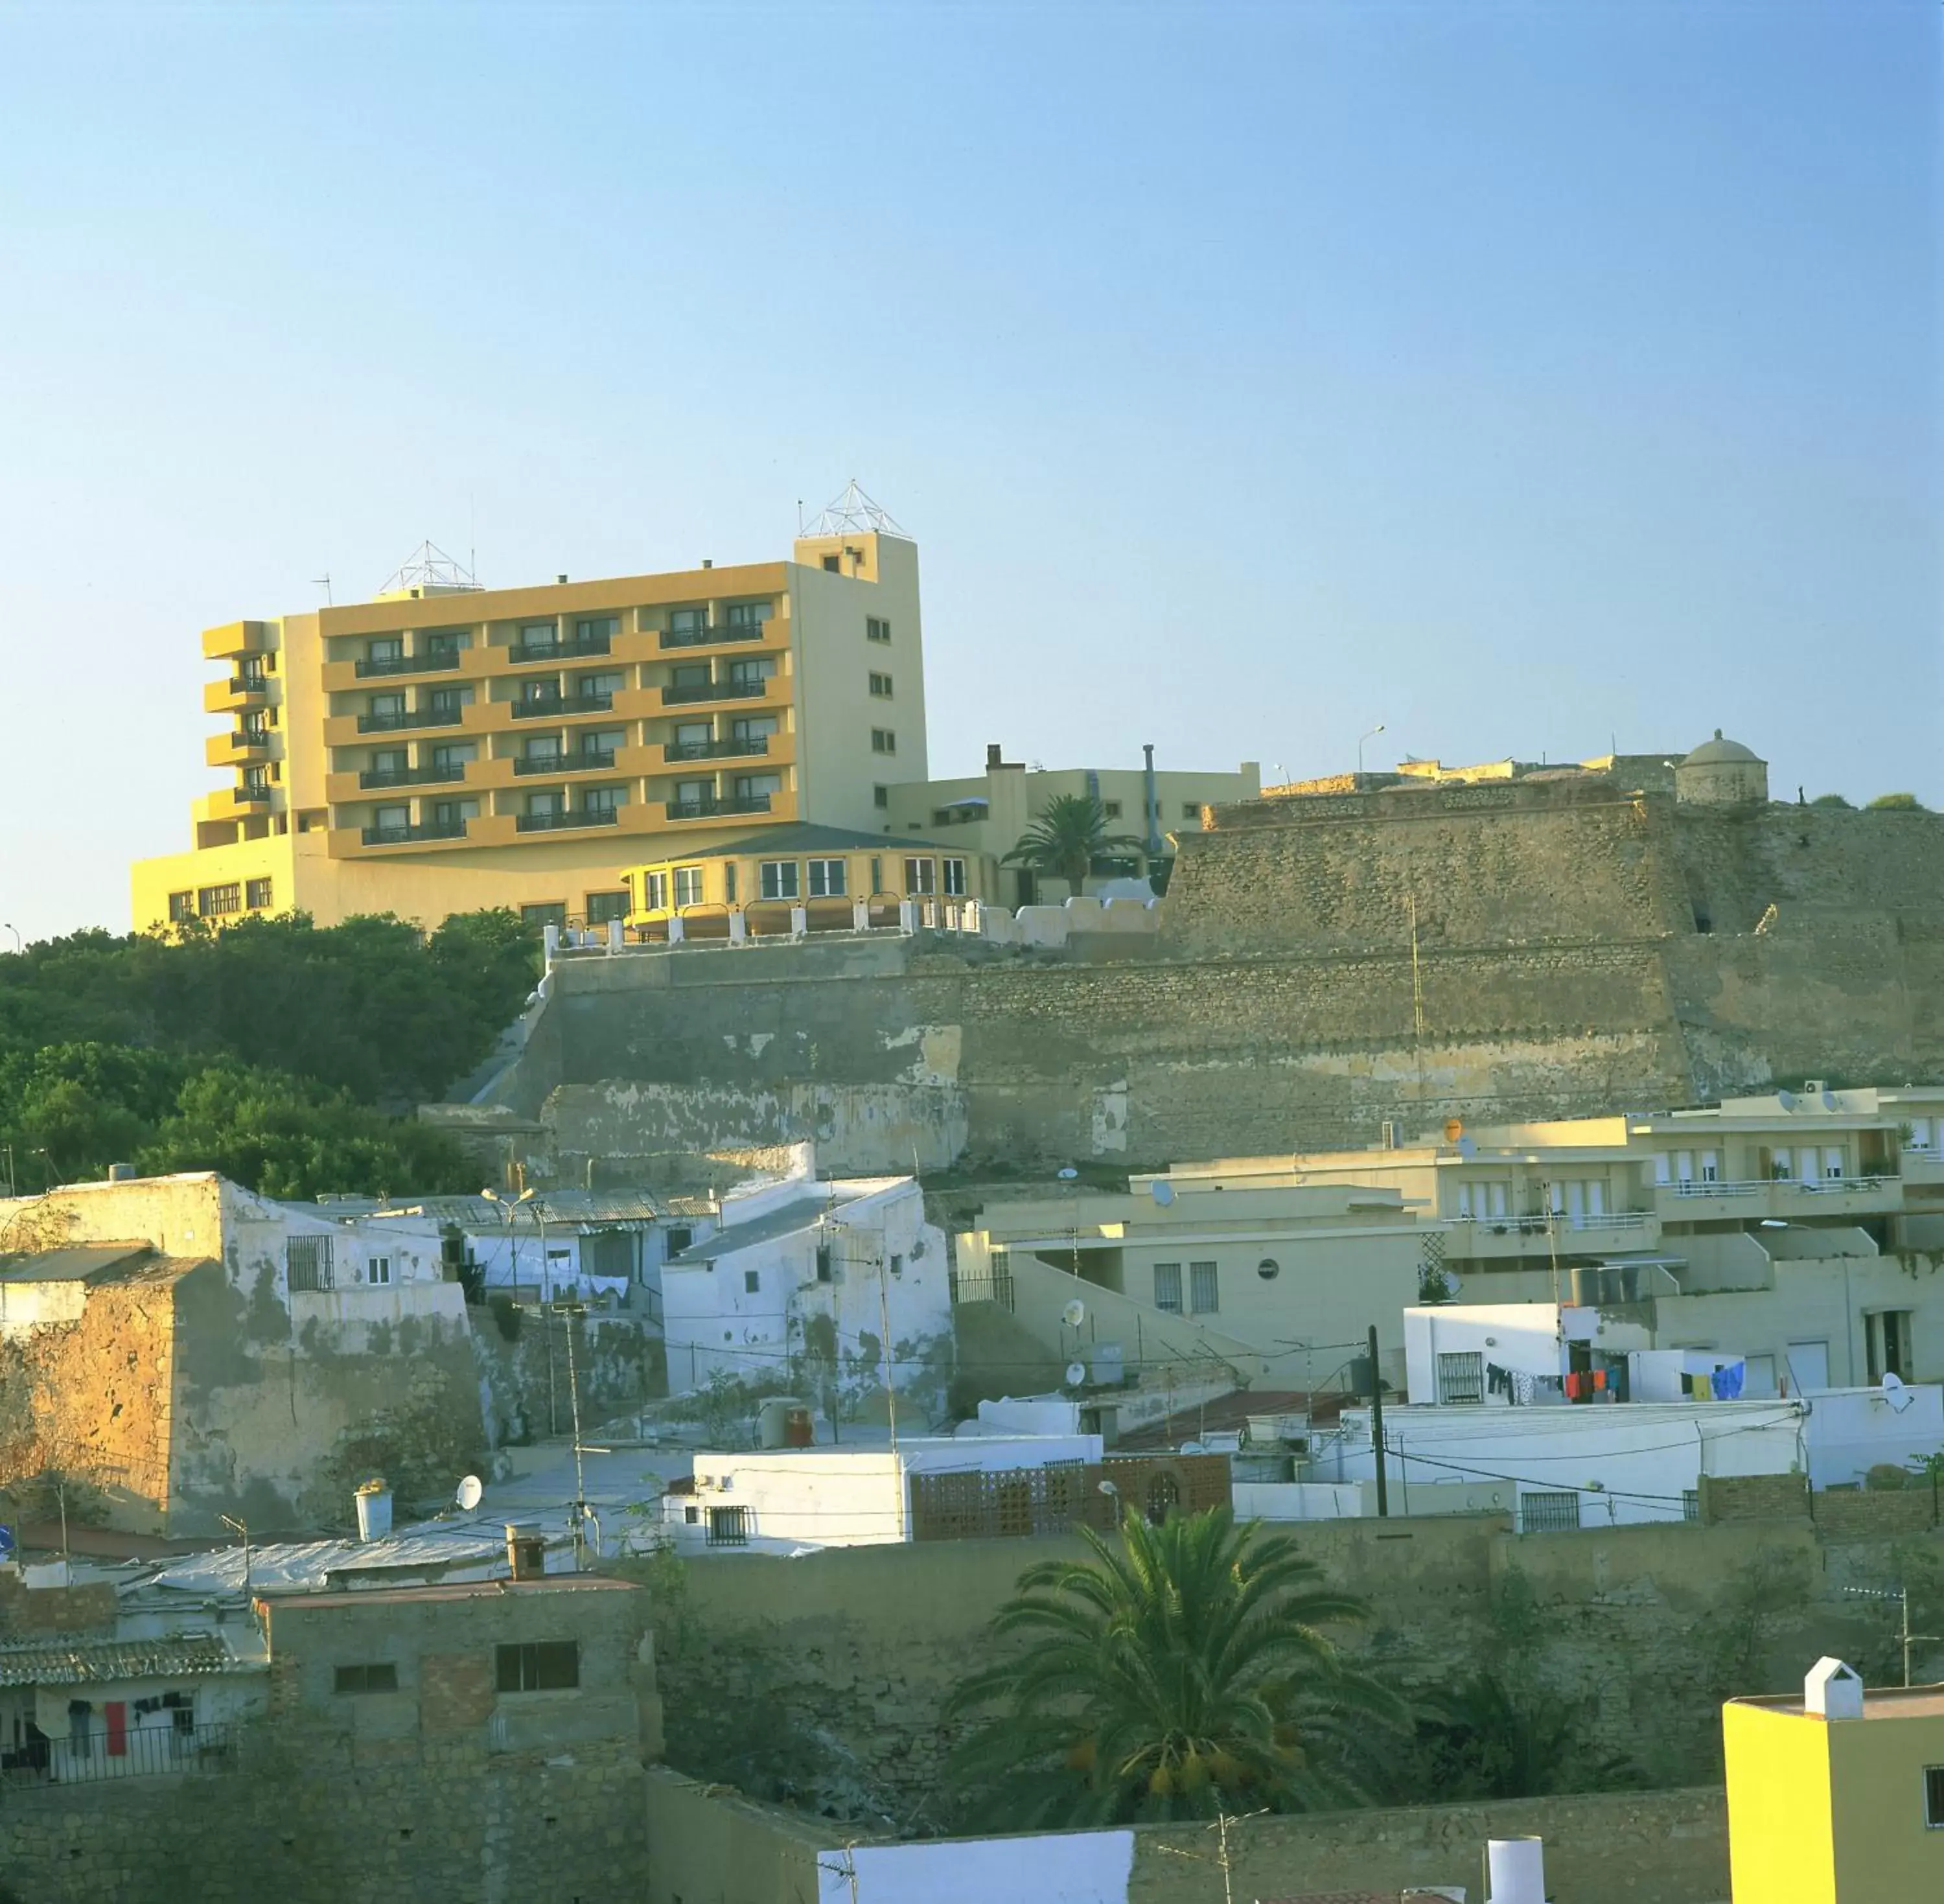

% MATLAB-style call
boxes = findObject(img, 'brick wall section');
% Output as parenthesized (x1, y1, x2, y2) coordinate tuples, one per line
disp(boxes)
(419, 1649, 497, 1731)
(0, 1575, 117, 1635)
(1811, 1487, 1940, 1540)
(1698, 1472, 1810, 1525)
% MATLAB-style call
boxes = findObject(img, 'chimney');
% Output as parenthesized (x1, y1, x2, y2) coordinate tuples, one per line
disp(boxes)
(505, 1524, 546, 1581)
(1805, 1656, 1864, 1719)
(701, 559, 713, 570)
(108, 1163, 137, 1182)
(986, 743, 1003, 771)
(556, 574, 568, 585)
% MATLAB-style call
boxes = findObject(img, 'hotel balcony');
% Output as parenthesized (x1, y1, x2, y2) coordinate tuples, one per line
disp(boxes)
(205, 728, 273, 768)
(505, 631, 614, 666)
(661, 676, 774, 709)
(658, 621, 769, 651)
(515, 806, 622, 833)
(203, 675, 272, 715)
(513, 747, 617, 776)
(1654, 1176, 1904, 1224)
(200, 620, 273, 662)
(358, 818, 469, 848)
(353, 650, 463, 680)
(354, 706, 467, 736)
(665, 793, 772, 822)
(1443, 1209, 1661, 1263)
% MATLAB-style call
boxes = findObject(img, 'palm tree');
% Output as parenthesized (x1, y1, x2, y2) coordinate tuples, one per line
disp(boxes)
(1001, 794, 1148, 899)
(942, 1507, 1404, 1828)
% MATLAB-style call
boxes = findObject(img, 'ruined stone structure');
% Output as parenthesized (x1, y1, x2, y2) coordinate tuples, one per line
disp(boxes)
(452, 773, 1944, 1177)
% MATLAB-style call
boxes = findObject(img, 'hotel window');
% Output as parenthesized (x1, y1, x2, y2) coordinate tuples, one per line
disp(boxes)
(367, 636, 402, 664)
(579, 671, 623, 701)
(586, 890, 630, 925)
(1153, 1263, 1183, 1314)
(520, 902, 566, 929)
(242, 711, 268, 737)
(868, 672, 893, 698)
(526, 791, 563, 818)
(726, 601, 771, 629)
(168, 890, 194, 923)
(245, 877, 273, 911)
(673, 722, 712, 750)
(726, 656, 772, 689)
(674, 778, 710, 810)
(520, 621, 559, 649)
(238, 656, 267, 684)
(428, 686, 469, 716)
(807, 859, 846, 898)
(586, 728, 624, 760)
(642, 871, 669, 911)
(243, 766, 269, 793)
(1189, 1262, 1220, 1314)
(905, 857, 936, 896)
(372, 804, 409, 834)
(673, 866, 705, 908)
(730, 715, 778, 743)
(522, 677, 560, 704)
(732, 773, 781, 802)
(575, 616, 617, 643)
(582, 786, 621, 815)
(866, 616, 890, 643)
(943, 858, 967, 896)
(431, 742, 476, 768)
(369, 691, 406, 718)
(425, 630, 463, 658)
(759, 861, 800, 901)
(669, 607, 710, 637)
(198, 883, 241, 916)
(872, 729, 896, 754)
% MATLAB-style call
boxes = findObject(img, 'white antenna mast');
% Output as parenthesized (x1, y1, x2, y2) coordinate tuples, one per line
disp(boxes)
(312, 573, 333, 605)
(802, 479, 908, 538)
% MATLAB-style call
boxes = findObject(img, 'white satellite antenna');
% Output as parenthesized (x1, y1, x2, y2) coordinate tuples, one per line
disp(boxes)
(1065, 1361, 1089, 1389)
(1151, 1180, 1176, 1207)
(1062, 1298, 1087, 1329)
(456, 1474, 483, 1511)
(1058, 1166, 1080, 1181)
(1882, 1372, 1914, 1414)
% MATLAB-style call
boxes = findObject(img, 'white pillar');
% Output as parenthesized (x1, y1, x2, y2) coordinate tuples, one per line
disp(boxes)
(851, 899, 870, 931)
(667, 914, 685, 944)
(607, 919, 623, 952)
(898, 901, 918, 934)
(728, 911, 748, 944)
(789, 905, 807, 938)
(542, 923, 561, 963)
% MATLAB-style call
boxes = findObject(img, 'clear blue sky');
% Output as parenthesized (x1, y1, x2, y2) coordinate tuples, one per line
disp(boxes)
(1, 1, 1936, 942)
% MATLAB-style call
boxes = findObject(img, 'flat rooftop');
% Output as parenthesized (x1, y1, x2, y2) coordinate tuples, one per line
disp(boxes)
(1731, 1682, 1944, 1720)
(285, 1575, 640, 1611)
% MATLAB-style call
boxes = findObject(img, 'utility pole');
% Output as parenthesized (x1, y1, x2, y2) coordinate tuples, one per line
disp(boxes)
(1845, 1585, 1939, 1687)
(1368, 1324, 1389, 1517)
(557, 1297, 590, 1567)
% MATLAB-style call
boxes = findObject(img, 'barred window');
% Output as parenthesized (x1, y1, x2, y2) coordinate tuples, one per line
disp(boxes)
(1189, 1262, 1220, 1314)
(286, 1235, 334, 1293)
(198, 883, 241, 916)
(1520, 1491, 1582, 1533)
(245, 877, 273, 910)
(706, 1505, 749, 1548)
(1153, 1263, 1183, 1314)
(1436, 1351, 1485, 1405)
(168, 890, 195, 923)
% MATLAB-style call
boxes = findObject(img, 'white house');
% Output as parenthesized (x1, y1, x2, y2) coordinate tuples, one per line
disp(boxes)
(660, 1167, 951, 1404)
(663, 1434, 1104, 1552)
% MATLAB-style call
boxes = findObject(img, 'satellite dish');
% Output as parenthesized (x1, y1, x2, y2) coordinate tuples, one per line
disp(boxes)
(1181, 1439, 1206, 1456)
(456, 1475, 483, 1511)
(1822, 1089, 1839, 1111)
(1058, 1166, 1080, 1181)
(1777, 1089, 1798, 1111)
(1457, 1136, 1477, 1159)
(1882, 1373, 1914, 1414)
(1151, 1180, 1176, 1207)
(1062, 1298, 1087, 1329)
(1065, 1361, 1089, 1388)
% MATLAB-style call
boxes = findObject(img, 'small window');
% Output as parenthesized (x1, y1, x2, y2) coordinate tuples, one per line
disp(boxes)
(245, 877, 273, 910)
(1520, 1491, 1582, 1533)
(942, 857, 967, 897)
(866, 616, 890, 643)
(1153, 1262, 1183, 1314)
(807, 858, 847, 898)
(168, 890, 195, 923)
(759, 860, 800, 901)
(823, 554, 842, 573)
(642, 870, 669, 911)
(905, 857, 936, 896)
(672, 866, 704, 908)
(520, 903, 567, 929)
(665, 1226, 693, 1255)
(1683, 1489, 1700, 1522)
(1436, 1351, 1484, 1404)
(1102, 800, 1122, 818)
(707, 1505, 749, 1547)
(1189, 1261, 1219, 1314)
(743, 1269, 760, 1295)
(684, 1503, 699, 1524)
(495, 1641, 579, 1693)
(871, 728, 896, 754)
(1926, 1764, 1944, 1828)
(586, 890, 631, 925)
(873, 785, 889, 809)
(1181, 802, 1201, 821)
(890, 1253, 903, 1277)
(365, 1256, 391, 1287)
(815, 1244, 833, 1283)
(333, 1662, 399, 1695)
(724, 863, 738, 905)
(868, 671, 893, 698)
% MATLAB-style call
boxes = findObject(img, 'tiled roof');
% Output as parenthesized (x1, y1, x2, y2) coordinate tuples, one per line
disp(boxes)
(0, 1631, 258, 1689)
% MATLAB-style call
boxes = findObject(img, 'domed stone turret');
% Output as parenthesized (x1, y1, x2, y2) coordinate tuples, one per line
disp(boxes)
(1676, 729, 1768, 806)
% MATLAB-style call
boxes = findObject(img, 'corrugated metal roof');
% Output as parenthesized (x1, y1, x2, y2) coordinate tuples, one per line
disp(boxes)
(0, 1631, 257, 1689)
(147, 1522, 572, 1597)
(665, 1195, 831, 1266)
(299, 1190, 679, 1228)
(0, 1245, 156, 1285)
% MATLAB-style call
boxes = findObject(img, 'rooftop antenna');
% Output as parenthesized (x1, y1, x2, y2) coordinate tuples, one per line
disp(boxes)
(803, 478, 908, 538)
(376, 540, 482, 598)
(312, 573, 333, 605)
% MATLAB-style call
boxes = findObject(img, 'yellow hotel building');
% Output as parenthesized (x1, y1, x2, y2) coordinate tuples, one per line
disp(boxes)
(130, 511, 931, 932)
(1724, 1658, 1944, 1901)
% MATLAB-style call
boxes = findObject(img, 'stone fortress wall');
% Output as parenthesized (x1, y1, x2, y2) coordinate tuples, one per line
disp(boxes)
(454, 769, 1944, 1176)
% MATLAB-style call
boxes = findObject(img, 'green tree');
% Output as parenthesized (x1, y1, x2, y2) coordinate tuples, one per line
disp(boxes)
(1399, 1669, 1637, 1802)
(0, 1042, 189, 1184)
(1809, 793, 1853, 809)
(1868, 793, 1927, 812)
(136, 1061, 475, 1201)
(1001, 795, 1148, 898)
(943, 1507, 1402, 1828)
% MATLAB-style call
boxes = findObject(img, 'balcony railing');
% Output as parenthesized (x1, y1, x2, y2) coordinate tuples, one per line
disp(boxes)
(662, 678, 769, 706)
(361, 819, 468, 846)
(660, 623, 765, 649)
(515, 749, 616, 776)
(516, 807, 621, 832)
(354, 651, 461, 678)
(664, 736, 769, 762)
(0, 1722, 239, 1789)
(357, 707, 464, 733)
(667, 793, 772, 820)
(510, 692, 615, 720)
(1450, 1209, 1654, 1234)
(235, 786, 272, 804)
(508, 633, 612, 665)
(229, 730, 270, 750)
(360, 763, 467, 789)
(1665, 1175, 1897, 1200)
(228, 675, 269, 695)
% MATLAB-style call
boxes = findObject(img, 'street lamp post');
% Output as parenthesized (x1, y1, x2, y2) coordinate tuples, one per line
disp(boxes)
(1357, 723, 1387, 780)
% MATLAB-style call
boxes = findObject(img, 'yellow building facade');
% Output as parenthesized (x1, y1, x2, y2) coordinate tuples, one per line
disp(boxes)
(130, 518, 928, 932)
(1724, 1662, 1944, 1901)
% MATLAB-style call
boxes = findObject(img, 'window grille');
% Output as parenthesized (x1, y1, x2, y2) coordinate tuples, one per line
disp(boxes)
(286, 1235, 333, 1293)
(1520, 1491, 1582, 1533)
(706, 1505, 749, 1548)
(1153, 1263, 1183, 1313)
(1436, 1351, 1485, 1405)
